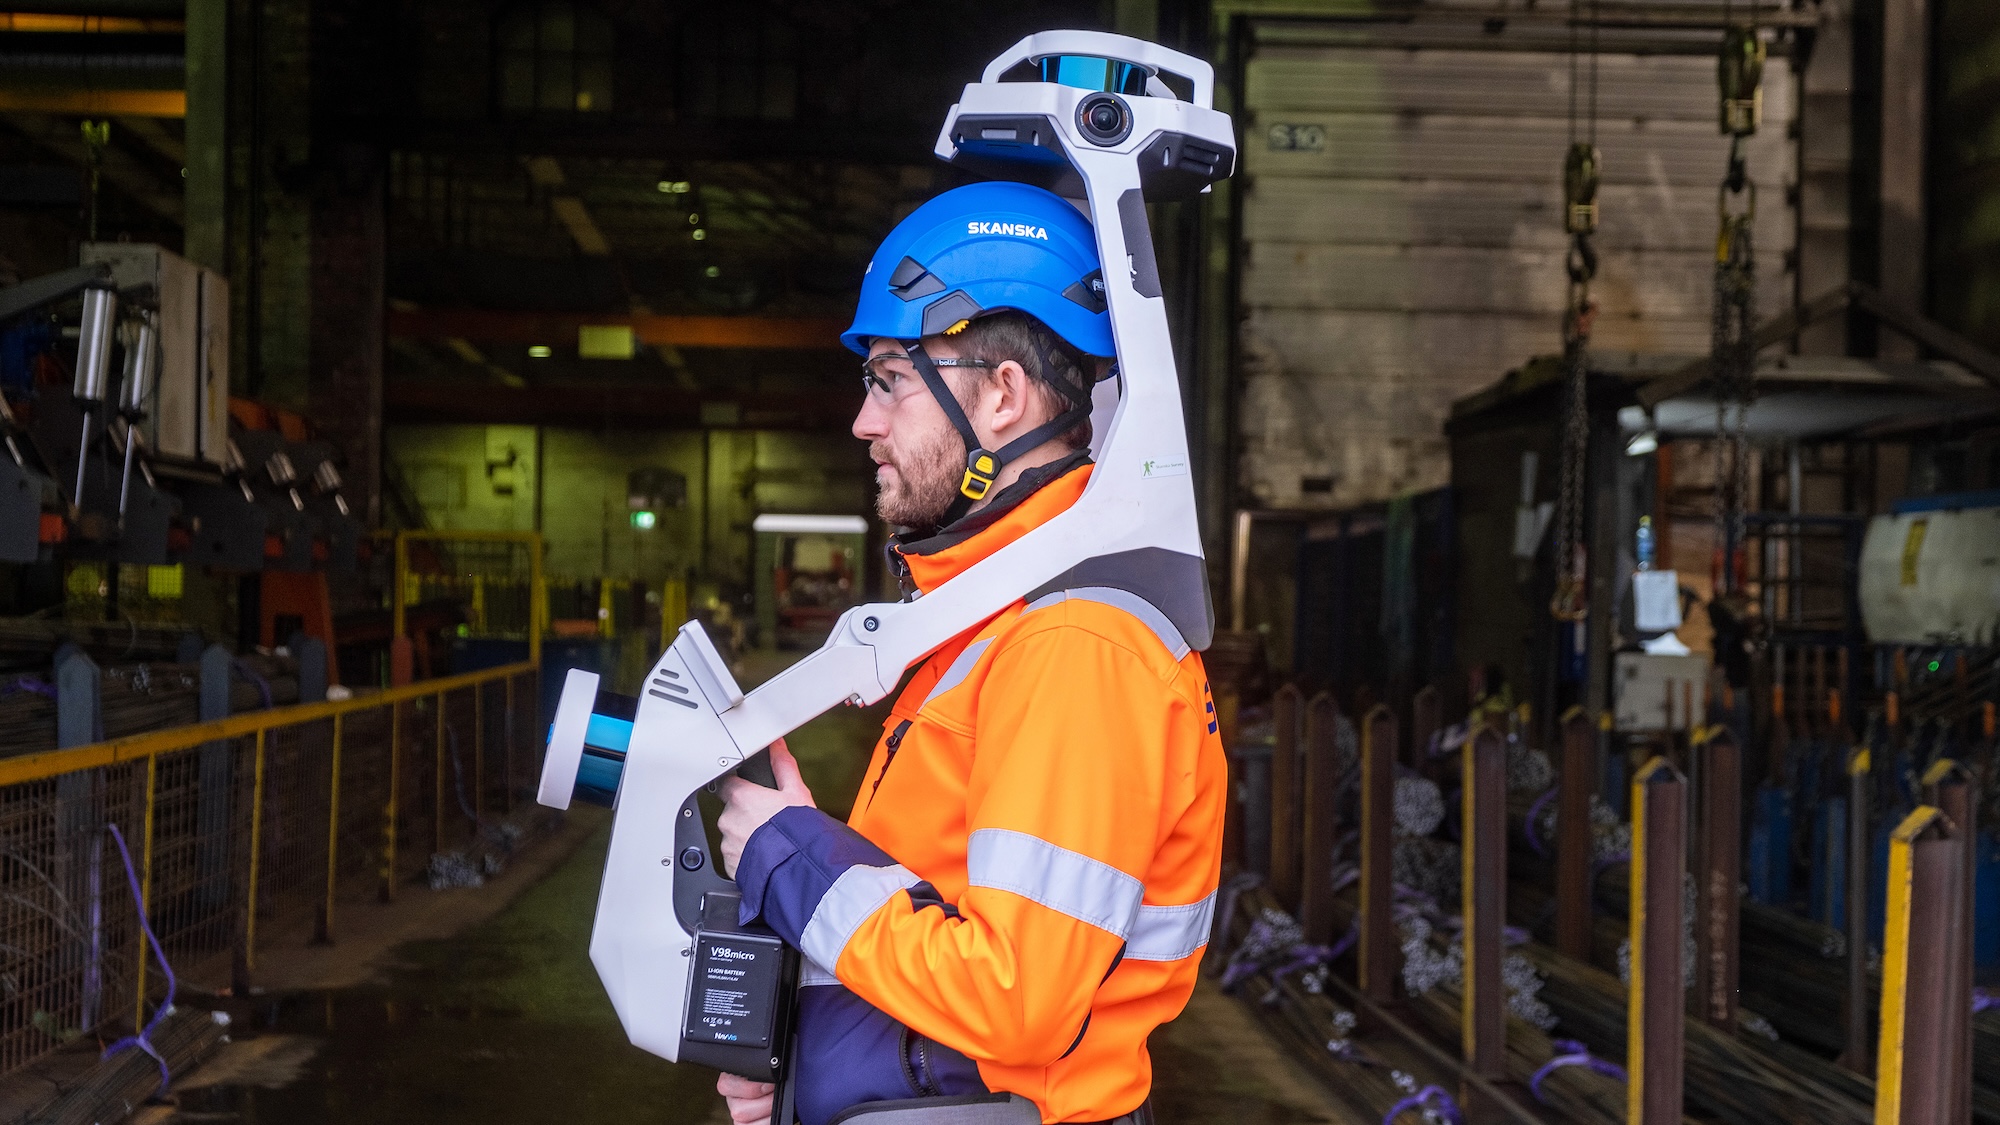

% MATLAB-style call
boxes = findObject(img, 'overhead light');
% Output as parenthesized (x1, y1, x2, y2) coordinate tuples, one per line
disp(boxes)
(1625, 429, 1659, 457)
(656, 180, 672, 193)
(692, 229, 706, 241)
(687, 213, 700, 225)
(528, 345, 553, 358)
(578, 325, 635, 360)
(704, 265, 721, 278)
(656, 180, 691, 194)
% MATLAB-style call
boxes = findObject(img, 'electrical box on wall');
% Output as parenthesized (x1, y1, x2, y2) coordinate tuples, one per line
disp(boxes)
(81, 243, 230, 470)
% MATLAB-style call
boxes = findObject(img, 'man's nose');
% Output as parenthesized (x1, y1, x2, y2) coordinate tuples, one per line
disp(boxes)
(853, 397, 888, 442)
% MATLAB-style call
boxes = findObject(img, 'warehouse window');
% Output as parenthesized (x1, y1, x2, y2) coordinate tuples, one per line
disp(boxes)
(495, 2, 614, 114)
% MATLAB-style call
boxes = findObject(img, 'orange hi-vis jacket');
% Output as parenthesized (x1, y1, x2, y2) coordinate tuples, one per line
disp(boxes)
(734, 456, 1228, 1124)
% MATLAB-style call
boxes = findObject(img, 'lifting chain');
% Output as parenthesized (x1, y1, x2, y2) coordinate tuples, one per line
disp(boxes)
(1711, 23, 1763, 596)
(1551, 141, 1600, 623)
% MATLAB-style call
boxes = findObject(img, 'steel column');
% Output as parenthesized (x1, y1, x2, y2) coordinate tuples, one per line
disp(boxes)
(1557, 706, 1596, 959)
(1921, 759, 1974, 1125)
(1269, 684, 1303, 911)
(1462, 724, 1506, 1078)
(1628, 756, 1686, 1125)
(1359, 703, 1397, 1002)
(1410, 683, 1440, 772)
(1692, 726, 1740, 1030)
(1842, 746, 1872, 1073)
(1300, 691, 1340, 944)
(1874, 806, 1964, 1124)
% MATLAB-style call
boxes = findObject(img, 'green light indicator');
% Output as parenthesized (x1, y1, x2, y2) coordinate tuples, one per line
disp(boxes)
(630, 510, 657, 530)
(1928, 660, 1941, 673)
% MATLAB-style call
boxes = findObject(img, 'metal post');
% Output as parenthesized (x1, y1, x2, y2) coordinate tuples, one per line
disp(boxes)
(392, 531, 408, 641)
(474, 681, 484, 828)
(1300, 692, 1340, 944)
(133, 753, 157, 1031)
(1359, 703, 1397, 1003)
(246, 728, 267, 970)
(504, 675, 515, 814)
(383, 701, 400, 902)
(435, 691, 447, 856)
(1692, 726, 1740, 1030)
(321, 713, 343, 944)
(1269, 684, 1303, 911)
(1841, 746, 1872, 1073)
(1628, 756, 1686, 1125)
(1874, 806, 1964, 1124)
(1557, 706, 1596, 959)
(1462, 724, 1506, 1079)
(1921, 759, 1974, 1125)
(1410, 683, 1440, 772)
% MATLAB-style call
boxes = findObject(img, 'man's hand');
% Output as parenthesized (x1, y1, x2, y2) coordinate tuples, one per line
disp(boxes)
(718, 738, 815, 877)
(717, 1072, 776, 1125)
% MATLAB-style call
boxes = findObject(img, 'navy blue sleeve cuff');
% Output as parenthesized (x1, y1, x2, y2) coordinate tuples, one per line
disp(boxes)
(735, 806, 902, 939)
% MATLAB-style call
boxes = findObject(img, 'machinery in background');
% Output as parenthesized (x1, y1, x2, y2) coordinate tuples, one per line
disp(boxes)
(0, 245, 365, 642)
(1858, 497, 2000, 645)
(751, 513, 867, 649)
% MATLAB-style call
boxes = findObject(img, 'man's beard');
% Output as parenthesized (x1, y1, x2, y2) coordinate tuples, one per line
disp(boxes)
(871, 429, 963, 532)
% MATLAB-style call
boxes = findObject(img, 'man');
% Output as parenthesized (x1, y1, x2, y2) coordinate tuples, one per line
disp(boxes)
(714, 181, 1225, 1125)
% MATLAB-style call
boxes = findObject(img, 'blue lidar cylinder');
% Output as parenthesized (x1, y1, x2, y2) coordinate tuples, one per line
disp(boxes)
(549, 687, 637, 809)
(574, 713, 631, 808)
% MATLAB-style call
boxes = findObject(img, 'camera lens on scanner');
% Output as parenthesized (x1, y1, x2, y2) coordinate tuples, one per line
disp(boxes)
(1077, 92, 1132, 147)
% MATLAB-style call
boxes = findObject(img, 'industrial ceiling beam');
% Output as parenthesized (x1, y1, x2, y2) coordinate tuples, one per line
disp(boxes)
(387, 307, 847, 351)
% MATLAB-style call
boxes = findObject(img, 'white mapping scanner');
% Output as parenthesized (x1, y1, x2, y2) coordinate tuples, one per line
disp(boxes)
(536, 30, 1237, 1073)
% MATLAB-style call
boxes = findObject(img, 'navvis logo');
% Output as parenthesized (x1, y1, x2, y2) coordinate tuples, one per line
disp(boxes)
(968, 221, 1048, 240)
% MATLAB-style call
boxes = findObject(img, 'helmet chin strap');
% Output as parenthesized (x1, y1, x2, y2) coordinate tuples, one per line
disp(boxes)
(902, 339, 1095, 529)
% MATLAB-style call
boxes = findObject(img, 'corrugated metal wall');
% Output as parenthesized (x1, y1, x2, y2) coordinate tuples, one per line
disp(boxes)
(1237, 19, 1798, 509)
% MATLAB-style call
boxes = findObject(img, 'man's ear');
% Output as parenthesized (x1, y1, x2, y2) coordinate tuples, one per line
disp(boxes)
(987, 358, 1034, 434)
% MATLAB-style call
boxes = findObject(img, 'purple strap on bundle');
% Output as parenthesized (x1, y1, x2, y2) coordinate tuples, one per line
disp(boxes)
(1383, 1084, 1464, 1125)
(5, 676, 56, 698)
(101, 822, 179, 1095)
(1524, 786, 1558, 856)
(1529, 1038, 1626, 1103)
(1975, 988, 1999, 1015)
(1220, 919, 1283, 990)
(1271, 921, 1360, 981)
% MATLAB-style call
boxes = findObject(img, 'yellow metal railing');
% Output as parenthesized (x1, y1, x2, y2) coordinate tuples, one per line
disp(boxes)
(0, 659, 540, 1079)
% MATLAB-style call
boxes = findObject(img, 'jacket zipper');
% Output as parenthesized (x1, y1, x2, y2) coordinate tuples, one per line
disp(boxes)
(866, 719, 914, 809)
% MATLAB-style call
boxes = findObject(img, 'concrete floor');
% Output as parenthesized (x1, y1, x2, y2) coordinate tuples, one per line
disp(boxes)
(136, 663, 1350, 1125)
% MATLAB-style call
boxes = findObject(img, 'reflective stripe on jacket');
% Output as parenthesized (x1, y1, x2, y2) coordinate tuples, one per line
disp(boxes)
(736, 460, 1227, 1123)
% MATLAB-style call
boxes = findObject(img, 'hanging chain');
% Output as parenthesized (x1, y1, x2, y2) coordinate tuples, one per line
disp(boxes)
(80, 120, 110, 243)
(1711, 23, 1764, 596)
(1551, 0, 1601, 623)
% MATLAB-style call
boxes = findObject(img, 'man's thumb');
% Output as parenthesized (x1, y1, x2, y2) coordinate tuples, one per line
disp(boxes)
(769, 738, 806, 793)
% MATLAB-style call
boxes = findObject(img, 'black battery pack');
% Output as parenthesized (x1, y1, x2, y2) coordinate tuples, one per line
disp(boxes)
(681, 888, 798, 1081)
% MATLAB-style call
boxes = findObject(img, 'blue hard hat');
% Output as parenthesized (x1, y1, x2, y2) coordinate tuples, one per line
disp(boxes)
(842, 181, 1112, 358)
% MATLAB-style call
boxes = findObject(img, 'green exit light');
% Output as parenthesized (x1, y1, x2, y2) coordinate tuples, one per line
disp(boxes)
(1929, 660, 1942, 673)
(630, 510, 657, 530)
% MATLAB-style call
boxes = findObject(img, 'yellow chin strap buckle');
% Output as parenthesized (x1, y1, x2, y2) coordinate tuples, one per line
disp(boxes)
(960, 449, 997, 500)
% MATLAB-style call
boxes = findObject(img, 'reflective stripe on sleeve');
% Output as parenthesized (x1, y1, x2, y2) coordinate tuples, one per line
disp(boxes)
(922, 637, 994, 707)
(799, 956, 841, 988)
(1125, 892, 1217, 961)
(798, 863, 922, 971)
(967, 828, 1143, 938)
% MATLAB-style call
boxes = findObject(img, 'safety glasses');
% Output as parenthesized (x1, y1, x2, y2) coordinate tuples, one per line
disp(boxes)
(860, 353, 990, 407)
